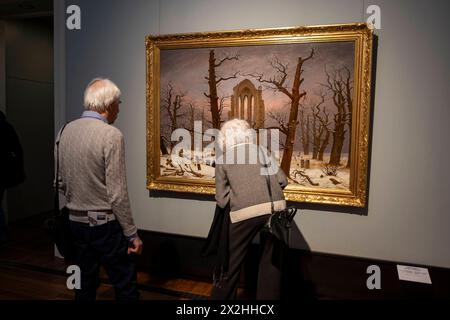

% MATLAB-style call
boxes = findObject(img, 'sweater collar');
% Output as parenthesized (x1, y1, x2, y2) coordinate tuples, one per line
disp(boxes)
(81, 110, 108, 123)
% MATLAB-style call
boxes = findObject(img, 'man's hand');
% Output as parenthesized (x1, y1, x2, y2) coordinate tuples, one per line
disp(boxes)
(128, 237, 143, 255)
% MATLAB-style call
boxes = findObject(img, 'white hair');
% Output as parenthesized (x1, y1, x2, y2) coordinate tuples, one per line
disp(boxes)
(219, 119, 255, 148)
(83, 78, 121, 113)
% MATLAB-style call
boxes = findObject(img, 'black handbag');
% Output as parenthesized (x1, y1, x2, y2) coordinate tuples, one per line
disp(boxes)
(48, 123, 74, 261)
(48, 206, 73, 259)
(261, 164, 298, 247)
(262, 206, 297, 247)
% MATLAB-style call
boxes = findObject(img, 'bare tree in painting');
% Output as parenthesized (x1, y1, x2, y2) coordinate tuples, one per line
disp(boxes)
(308, 93, 327, 160)
(342, 67, 353, 168)
(250, 49, 315, 176)
(316, 105, 331, 162)
(204, 50, 239, 129)
(269, 106, 320, 187)
(321, 66, 351, 166)
(204, 95, 230, 129)
(186, 102, 196, 152)
(162, 82, 187, 151)
(299, 105, 310, 156)
(218, 96, 230, 124)
(267, 109, 289, 150)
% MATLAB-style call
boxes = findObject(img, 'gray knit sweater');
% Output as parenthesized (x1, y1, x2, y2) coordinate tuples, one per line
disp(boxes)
(55, 117, 137, 237)
(215, 143, 288, 223)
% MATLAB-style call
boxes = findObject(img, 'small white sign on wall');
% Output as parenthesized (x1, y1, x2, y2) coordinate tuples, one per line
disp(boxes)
(397, 265, 432, 284)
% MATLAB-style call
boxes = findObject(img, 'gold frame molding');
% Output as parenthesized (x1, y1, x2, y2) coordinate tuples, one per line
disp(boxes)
(146, 23, 373, 207)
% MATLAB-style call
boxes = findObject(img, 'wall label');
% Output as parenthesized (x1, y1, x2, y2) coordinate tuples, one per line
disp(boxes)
(397, 265, 432, 284)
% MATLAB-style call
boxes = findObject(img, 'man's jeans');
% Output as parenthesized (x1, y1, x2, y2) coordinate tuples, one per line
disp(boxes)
(69, 219, 140, 300)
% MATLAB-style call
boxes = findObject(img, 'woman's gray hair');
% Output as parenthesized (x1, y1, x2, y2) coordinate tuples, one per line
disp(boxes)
(219, 119, 256, 148)
(83, 78, 121, 113)
(217, 119, 277, 171)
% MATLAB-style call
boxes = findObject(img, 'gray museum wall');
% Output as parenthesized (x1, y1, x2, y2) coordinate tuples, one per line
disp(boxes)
(60, 0, 450, 268)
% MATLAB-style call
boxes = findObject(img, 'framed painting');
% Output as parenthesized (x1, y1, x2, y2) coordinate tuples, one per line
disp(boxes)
(146, 23, 373, 207)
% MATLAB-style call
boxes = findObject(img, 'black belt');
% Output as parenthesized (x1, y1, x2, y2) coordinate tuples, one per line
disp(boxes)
(69, 209, 113, 216)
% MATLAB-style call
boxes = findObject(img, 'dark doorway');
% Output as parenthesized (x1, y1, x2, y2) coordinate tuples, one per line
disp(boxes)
(1, 0, 54, 222)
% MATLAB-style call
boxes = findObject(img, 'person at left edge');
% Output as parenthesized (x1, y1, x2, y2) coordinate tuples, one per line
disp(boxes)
(0, 110, 26, 246)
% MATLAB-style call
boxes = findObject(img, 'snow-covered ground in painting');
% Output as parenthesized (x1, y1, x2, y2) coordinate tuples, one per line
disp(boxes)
(288, 153, 350, 191)
(160, 151, 350, 191)
(160, 152, 216, 180)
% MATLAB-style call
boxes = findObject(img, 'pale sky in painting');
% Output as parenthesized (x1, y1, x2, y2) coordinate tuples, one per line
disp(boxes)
(161, 41, 354, 113)
(160, 41, 355, 152)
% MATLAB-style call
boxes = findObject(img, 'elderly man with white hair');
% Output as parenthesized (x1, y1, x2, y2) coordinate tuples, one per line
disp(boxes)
(55, 78, 142, 300)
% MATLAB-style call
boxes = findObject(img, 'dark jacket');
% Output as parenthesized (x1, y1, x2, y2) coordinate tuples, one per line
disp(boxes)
(201, 203, 230, 286)
(0, 111, 25, 189)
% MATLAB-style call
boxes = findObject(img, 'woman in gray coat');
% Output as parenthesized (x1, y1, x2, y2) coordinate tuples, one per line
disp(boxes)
(211, 119, 288, 300)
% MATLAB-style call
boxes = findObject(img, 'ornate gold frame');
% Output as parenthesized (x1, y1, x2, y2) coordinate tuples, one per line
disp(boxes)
(146, 23, 373, 207)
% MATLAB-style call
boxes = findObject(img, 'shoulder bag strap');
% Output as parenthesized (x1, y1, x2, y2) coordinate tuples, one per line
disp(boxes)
(261, 148, 275, 214)
(54, 123, 69, 216)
